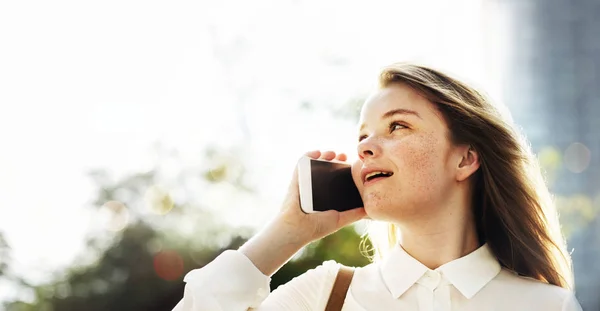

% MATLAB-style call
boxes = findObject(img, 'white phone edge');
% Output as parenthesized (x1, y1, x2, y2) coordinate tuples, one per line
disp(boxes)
(297, 156, 351, 213)
(297, 156, 315, 213)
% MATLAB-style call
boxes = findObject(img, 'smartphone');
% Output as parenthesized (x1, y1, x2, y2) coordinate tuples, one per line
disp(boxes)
(297, 156, 364, 213)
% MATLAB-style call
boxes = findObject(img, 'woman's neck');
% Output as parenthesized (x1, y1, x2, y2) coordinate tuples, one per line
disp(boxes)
(396, 206, 480, 270)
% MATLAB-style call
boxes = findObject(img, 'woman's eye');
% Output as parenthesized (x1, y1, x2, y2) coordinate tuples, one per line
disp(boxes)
(390, 122, 406, 132)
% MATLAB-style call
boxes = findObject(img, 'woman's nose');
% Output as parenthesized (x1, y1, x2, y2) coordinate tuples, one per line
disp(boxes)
(357, 137, 381, 160)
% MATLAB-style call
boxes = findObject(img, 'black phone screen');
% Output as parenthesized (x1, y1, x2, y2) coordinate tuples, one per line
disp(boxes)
(310, 159, 364, 212)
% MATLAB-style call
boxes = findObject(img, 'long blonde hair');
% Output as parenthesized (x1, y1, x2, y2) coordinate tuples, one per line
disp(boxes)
(362, 62, 574, 289)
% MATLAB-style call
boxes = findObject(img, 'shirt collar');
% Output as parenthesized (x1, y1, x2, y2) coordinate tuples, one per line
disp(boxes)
(380, 243, 501, 299)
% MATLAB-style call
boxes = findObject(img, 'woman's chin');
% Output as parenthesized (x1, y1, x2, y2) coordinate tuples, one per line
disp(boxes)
(362, 200, 405, 223)
(362, 203, 386, 220)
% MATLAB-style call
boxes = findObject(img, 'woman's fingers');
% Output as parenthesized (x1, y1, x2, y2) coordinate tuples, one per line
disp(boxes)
(319, 151, 337, 161)
(282, 150, 366, 242)
(336, 153, 347, 162)
(306, 150, 348, 162)
(305, 150, 321, 159)
(320, 207, 367, 232)
(337, 207, 367, 227)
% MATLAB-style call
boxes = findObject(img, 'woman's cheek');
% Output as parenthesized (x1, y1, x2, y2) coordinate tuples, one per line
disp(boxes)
(396, 135, 445, 192)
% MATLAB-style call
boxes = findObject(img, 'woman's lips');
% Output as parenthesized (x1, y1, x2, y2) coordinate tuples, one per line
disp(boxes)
(363, 174, 392, 187)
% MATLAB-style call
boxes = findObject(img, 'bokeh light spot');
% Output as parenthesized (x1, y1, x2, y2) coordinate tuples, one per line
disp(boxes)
(556, 194, 596, 237)
(189, 249, 210, 265)
(98, 201, 129, 232)
(571, 194, 595, 221)
(144, 185, 175, 215)
(146, 238, 163, 254)
(593, 194, 600, 214)
(153, 250, 184, 281)
(208, 164, 228, 182)
(538, 146, 562, 171)
(564, 142, 591, 173)
(538, 146, 562, 186)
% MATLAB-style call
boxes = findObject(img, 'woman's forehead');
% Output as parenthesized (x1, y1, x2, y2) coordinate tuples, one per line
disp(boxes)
(358, 84, 438, 124)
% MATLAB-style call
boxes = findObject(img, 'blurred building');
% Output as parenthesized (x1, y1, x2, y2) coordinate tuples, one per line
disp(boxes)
(498, 0, 600, 310)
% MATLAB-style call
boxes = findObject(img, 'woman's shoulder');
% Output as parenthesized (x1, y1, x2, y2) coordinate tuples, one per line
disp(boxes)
(264, 260, 352, 310)
(282, 259, 374, 294)
(298, 259, 370, 278)
(273, 260, 344, 294)
(489, 268, 580, 309)
(295, 259, 342, 281)
(494, 268, 572, 292)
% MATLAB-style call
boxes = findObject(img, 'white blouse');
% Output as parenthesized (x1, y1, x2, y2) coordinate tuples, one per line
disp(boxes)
(172, 243, 582, 311)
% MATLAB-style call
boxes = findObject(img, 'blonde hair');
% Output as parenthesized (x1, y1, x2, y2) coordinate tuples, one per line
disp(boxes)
(361, 62, 574, 289)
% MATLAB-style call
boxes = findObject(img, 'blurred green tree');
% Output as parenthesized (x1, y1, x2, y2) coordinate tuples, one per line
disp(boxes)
(3, 144, 372, 311)
(272, 225, 371, 291)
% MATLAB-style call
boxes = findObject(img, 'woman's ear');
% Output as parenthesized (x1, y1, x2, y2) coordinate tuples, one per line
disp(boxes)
(456, 145, 480, 182)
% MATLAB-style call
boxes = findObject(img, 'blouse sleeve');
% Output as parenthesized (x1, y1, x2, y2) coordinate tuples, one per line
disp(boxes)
(171, 250, 340, 311)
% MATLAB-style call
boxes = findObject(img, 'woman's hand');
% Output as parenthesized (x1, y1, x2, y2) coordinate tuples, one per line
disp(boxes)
(278, 150, 367, 244)
(239, 150, 367, 276)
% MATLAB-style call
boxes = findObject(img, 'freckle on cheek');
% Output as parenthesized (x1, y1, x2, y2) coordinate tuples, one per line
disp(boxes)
(408, 135, 440, 192)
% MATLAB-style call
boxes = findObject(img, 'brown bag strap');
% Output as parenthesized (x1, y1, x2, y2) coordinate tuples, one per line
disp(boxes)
(324, 265, 355, 311)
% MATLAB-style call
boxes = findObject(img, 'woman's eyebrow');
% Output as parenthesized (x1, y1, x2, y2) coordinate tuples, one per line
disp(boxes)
(359, 108, 422, 131)
(382, 108, 422, 120)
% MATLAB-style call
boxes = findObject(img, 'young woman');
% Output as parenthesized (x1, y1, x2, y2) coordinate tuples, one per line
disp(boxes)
(172, 62, 582, 310)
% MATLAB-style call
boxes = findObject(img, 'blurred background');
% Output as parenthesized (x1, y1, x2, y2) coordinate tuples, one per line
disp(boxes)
(0, 0, 598, 310)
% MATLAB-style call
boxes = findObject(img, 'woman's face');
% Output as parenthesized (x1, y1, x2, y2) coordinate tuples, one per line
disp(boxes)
(351, 83, 467, 222)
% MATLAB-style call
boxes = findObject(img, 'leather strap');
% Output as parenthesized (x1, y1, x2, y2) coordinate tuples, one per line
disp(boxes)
(324, 265, 355, 311)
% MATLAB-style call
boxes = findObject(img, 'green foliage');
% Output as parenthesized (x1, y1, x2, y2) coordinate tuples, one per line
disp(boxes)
(3, 212, 370, 310)
(3, 140, 373, 310)
(3, 220, 251, 311)
(271, 226, 371, 290)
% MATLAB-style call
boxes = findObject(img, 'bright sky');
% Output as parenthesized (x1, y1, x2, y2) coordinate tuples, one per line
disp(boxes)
(0, 0, 512, 298)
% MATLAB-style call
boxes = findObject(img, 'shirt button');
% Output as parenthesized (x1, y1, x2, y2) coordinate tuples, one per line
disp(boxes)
(426, 271, 441, 286)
